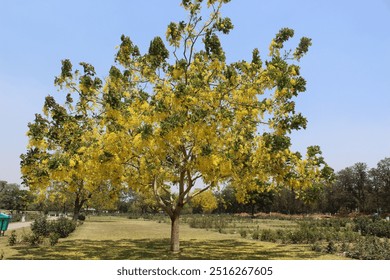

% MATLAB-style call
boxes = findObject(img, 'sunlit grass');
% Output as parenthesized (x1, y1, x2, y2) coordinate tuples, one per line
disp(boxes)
(0, 227, 32, 259)
(0, 216, 347, 260)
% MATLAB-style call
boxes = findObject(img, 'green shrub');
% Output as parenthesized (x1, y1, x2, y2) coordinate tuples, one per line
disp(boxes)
(26, 233, 43, 246)
(341, 228, 359, 243)
(288, 221, 325, 244)
(239, 229, 247, 238)
(49, 232, 60, 246)
(50, 217, 76, 238)
(7, 230, 17, 246)
(260, 229, 277, 242)
(31, 216, 50, 237)
(22, 216, 80, 248)
(326, 241, 336, 254)
(346, 236, 390, 260)
(311, 242, 322, 252)
(251, 230, 260, 240)
(30, 216, 77, 242)
(340, 242, 350, 253)
(214, 218, 228, 229)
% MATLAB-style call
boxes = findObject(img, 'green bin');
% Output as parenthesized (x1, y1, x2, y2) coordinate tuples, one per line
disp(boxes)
(0, 213, 11, 236)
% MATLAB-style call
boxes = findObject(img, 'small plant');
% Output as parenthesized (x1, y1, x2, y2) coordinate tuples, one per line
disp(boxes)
(26, 233, 43, 246)
(311, 242, 322, 252)
(49, 232, 60, 246)
(251, 230, 260, 240)
(260, 229, 277, 242)
(239, 229, 247, 238)
(326, 240, 336, 254)
(340, 241, 349, 253)
(8, 230, 17, 246)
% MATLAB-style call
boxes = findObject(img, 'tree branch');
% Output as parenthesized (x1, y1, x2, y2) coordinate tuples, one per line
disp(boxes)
(152, 177, 174, 217)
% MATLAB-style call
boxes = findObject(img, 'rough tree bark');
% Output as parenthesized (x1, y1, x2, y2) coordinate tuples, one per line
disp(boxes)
(170, 214, 180, 252)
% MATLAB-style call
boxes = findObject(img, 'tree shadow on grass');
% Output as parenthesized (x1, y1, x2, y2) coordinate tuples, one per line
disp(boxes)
(9, 238, 323, 260)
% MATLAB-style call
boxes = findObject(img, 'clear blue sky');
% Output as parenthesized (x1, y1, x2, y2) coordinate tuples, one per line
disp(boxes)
(1, 0, 390, 185)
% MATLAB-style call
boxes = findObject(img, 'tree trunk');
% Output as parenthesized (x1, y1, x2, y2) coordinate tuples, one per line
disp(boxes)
(251, 204, 255, 218)
(73, 197, 83, 221)
(73, 206, 81, 221)
(170, 214, 180, 253)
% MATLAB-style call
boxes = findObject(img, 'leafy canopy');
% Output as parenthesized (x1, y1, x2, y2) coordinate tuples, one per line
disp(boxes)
(21, 0, 333, 222)
(99, 0, 333, 214)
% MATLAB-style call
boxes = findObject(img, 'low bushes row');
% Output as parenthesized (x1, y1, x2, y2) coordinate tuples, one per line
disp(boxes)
(187, 216, 229, 230)
(31, 216, 77, 238)
(8, 216, 78, 247)
(239, 218, 389, 260)
(187, 214, 389, 260)
(345, 236, 390, 260)
(353, 216, 390, 238)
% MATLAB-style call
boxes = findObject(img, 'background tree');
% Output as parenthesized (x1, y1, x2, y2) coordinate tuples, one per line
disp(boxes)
(180, 157, 390, 216)
(239, 188, 274, 216)
(336, 163, 371, 213)
(319, 181, 351, 214)
(117, 190, 165, 214)
(20, 61, 122, 220)
(370, 157, 390, 213)
(0, 181, 6, 193)
(42, 181, 84, 215)
(271, 187, 316, 214)
(215, 185, 244, 213)
(0, 182, 34, 211)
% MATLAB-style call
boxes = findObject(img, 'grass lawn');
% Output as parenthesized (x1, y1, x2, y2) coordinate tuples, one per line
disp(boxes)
(0, 216, 348, 260)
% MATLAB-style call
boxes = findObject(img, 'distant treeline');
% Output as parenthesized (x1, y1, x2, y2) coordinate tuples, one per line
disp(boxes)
(2, 157, 390, 216)
(212, 158, 390, 215)
(117, 158, 390, 216)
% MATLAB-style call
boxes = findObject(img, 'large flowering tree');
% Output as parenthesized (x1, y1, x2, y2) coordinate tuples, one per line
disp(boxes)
(21, 0, 333, 252)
